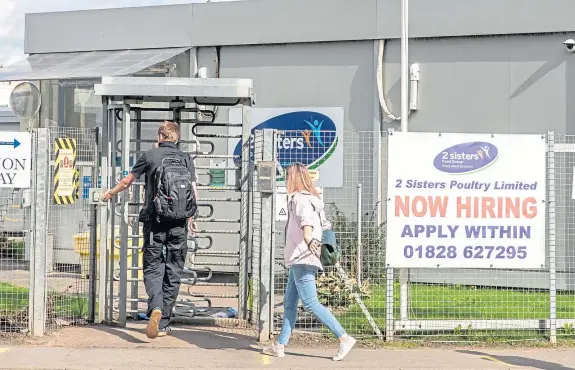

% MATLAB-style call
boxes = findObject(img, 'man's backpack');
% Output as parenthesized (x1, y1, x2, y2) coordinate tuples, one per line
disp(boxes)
(153, 156, 197, 222)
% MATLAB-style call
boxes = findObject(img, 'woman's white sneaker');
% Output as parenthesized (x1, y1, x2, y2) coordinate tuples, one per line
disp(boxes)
(333, 335, 356, 361)
(262, 342, 285, 358)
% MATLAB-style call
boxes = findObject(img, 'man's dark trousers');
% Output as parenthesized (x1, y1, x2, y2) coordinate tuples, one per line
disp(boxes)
(142, 220, 188, 329)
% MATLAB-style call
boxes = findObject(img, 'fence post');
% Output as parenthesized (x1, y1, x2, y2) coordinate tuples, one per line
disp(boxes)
(238, 105, 252, 320)
(386, 266, 394, 341)
(356, 184, 362, 286)
(547, 131, 557, 344)
(98, 101, 110, 323)
(88, 128, 99, 323)
(117, 103, 131, 326)
(269, 142, 277, 339)
(257, 129, 276, 342)
(29, 128, 49, 337)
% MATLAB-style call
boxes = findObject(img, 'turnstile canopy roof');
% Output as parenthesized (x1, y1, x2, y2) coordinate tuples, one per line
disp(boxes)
(0, 47, 189, 81)
(94, 76, 254, 104)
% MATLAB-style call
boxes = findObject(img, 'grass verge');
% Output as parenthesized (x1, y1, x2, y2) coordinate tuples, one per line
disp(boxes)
(0, 282, 89, 328)
(0, 282, 28, 313)
(330, 283, 575, 343)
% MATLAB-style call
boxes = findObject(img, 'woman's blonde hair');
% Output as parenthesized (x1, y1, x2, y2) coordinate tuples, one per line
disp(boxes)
(285, 163, 320, 197)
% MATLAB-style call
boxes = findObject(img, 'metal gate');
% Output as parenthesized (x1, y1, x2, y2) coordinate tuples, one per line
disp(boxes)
(45, 127, 99, 331)
(1, 127, 98, 337)
(95, 77, 257, 327)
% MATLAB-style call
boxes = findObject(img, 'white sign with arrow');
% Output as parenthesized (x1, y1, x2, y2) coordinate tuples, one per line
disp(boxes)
(0, 132, 31, 188)
(276, 186, 323, 222)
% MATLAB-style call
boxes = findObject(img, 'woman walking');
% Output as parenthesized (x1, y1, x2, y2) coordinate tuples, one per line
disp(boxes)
(263, 163, 356, 361)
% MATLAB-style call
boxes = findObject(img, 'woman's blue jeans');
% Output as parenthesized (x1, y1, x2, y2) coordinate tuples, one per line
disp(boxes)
(277, 264, 346, 345)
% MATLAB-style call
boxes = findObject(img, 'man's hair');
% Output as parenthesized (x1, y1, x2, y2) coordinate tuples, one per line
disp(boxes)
(158, 121, 180, 142)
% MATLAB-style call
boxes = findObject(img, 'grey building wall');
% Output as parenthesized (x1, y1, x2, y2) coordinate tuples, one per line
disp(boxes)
(25, 5, 193, 53)
(382, 34, 573, 135)
(23, 0, 575, 53)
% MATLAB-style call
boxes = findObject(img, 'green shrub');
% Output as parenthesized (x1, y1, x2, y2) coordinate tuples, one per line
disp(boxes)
(327, 204, 386, 281)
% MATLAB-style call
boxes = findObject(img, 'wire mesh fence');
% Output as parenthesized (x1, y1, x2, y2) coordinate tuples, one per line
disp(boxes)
(270, 130, 575, 343)
(549, 134, 575, 340)
(44, 127, 97, 331)
(0, 187, 29, 334)
(3, 127, 575, 343)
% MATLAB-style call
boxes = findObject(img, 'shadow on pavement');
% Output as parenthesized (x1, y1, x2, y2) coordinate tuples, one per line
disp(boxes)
(92, 323, 258, 350)
(90, 323, 332, 360)
(457, 350, 573, 370)
(93, 326, 149, 345)
(284, 350, 332, 360)
(170, 327, 257, 350)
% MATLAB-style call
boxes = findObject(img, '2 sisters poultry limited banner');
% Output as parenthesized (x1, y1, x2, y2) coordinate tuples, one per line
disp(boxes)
(386, 132, 546, 269)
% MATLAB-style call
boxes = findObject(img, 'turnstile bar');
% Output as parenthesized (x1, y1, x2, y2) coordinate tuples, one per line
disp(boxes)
(191, 261, 240, 267)
(197, 186, 240, 191)
(190, 251, 239, 256)
(189, 293, 239, 299)
(195, 154, 240, 159)
(200, 198, 241, 202)
(198, 219, 241, 223)
(195, 166, 238, 171)
(194, 282, 239, 287)
(196, 229, 240, 234)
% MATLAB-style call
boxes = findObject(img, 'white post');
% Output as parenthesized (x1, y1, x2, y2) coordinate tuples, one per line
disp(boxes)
(547, 132, 557, 344)
(399, 0, 410, 322)
(356, 184, 362, 286)
(117, 104, 131, 325)
(29, 128, 49, 337)
(98, 101, 110, 323)
(400, 0, 410, 133)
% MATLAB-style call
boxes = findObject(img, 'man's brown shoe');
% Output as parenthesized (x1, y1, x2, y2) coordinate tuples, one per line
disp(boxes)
(146, 309, 162, 339)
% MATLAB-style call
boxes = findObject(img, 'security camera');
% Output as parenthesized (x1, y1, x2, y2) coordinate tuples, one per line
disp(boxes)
(564, 39, 575, 52)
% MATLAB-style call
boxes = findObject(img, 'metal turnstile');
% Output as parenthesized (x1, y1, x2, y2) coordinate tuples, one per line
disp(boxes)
(94, 77, 254, 326)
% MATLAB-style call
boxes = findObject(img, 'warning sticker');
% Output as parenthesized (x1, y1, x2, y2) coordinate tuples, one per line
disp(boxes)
(53, 138, 79, 205)
(275, 186, 323, 222)
(276, 190, 288, 222)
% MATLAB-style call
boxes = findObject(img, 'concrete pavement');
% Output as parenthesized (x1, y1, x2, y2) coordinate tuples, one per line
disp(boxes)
(0, 323, 573, 369)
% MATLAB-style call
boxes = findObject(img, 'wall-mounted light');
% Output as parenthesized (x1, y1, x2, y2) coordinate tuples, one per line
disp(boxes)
(409, 63, 420, 111)
(564, 39, 575, 53)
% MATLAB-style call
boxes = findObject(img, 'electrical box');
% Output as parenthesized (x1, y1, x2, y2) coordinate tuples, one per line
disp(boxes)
(257, 161, 276, 193)
(22, 189, 32, 208)
(88, 188, 104, 205)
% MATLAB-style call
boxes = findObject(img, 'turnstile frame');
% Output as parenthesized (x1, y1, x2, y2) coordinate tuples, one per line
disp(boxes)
(95, 77, 254, 326)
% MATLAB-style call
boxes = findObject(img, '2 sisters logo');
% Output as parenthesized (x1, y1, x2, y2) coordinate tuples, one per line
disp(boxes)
(232, 111, 338, 171)
(433, 141, 499, 174)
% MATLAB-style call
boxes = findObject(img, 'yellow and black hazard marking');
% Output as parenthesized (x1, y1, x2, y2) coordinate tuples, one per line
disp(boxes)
(53, 138, 79, 205)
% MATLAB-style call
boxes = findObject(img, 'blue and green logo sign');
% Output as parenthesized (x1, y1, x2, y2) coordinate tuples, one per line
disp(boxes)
(232, 111, 338, 171)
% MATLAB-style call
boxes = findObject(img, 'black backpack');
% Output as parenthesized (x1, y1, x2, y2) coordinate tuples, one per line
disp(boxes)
(152, 155, 197, 222)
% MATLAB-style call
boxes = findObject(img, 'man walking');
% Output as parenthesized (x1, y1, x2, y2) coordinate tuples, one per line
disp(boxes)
(101, 121, 198, 339)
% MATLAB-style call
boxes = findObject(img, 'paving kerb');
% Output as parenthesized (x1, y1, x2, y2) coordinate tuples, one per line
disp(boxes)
(1, 323, 574, 369)
(0, 345, 574, 369)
